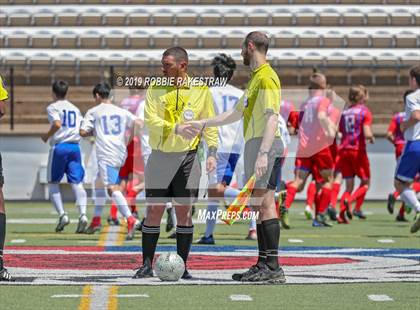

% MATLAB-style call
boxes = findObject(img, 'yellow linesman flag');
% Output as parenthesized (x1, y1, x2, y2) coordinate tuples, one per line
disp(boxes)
(222, 175, 256, 225)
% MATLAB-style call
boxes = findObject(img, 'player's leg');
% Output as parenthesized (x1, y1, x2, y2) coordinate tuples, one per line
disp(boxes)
(0, 154, 13, 281)
(285, 158, 310, 210)
(351, 152, 371, 219)
(48, 145, 69, 232)
(338, 177, 354, 224)
(86, 175, 106, 234)
(312, 168, 333, 227)
(66, 144, 88, 233)
(328, 172, 342, 220)
(305, 180, 316, 220)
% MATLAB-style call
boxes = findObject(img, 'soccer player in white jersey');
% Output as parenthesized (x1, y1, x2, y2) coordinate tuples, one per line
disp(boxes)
(196, 54, 257, 244)
(41, 80, 88, 233)
(394, 66, 420, 233)
(80, 82, 141, 239)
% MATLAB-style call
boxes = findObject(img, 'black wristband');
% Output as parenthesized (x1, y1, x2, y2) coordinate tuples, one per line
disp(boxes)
(208, 146, 217, 158)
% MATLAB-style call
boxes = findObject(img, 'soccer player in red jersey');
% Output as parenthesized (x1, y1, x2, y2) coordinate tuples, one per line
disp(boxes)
(386, 90, 420, 221)
(336, 85, 375, 223)
(284, 73, 338, 227)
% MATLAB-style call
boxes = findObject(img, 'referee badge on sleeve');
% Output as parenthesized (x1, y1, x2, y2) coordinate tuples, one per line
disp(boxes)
(183, 109, 194, 121)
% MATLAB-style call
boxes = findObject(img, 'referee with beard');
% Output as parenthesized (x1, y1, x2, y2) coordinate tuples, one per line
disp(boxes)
(133, 47, 218, 280)
(188, 31, 285, 283)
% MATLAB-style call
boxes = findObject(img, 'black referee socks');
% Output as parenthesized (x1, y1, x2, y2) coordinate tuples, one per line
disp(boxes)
(261, 218, 280, 270)
(256, 224, 267, 268)
(0, 213, 5, 269)
(176, 225, 194, 265)
(141, 225, 160, 267)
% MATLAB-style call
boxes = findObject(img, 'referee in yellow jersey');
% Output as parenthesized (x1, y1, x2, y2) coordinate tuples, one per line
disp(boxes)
(133, 47, 218, 280)
(189, 32, 286, 283)
(0, 75, 14, 281)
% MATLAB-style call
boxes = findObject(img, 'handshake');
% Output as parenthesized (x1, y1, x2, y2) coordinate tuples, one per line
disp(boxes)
(175, 120, 207, 140)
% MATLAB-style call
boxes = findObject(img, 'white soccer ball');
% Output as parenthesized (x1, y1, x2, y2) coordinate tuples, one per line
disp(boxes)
(154, 252, 185, 281)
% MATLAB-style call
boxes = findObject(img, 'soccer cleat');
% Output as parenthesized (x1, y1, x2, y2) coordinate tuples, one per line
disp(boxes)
(280, 206, 290, 229)
(76, 214, 88, 234)
(353, 210, 367, 220)
(132, 264, 153, 279)
(0, 268, 14, 282)
(107, 215, 120, 226)
(337, 212, 349, 224)
(245, 265, 286, 284)
(197, 235, 215, 244)
(165, 208, 173, 233)
(126, 217, 141, 240)
(404, 203, 412, 214)
(395, 214, 408, 222)
(232, 265, 260, 281)
(55, 213, 70, 232)
(313, 214, 333, 227)
(304, 205, 313, 220)
(387, 193, 396, 214)
(181, 269, 193, 280)
(343, 198, 353, 220)
(245, 230, 257, 240)
(85, 222, 102, 234)
(327, 206, 337, 221)
(168, 232, 176, 239)
(410, 212, 420, 233)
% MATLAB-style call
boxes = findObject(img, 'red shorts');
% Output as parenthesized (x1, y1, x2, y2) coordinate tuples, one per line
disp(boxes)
(395, 144, 405, 160)
(296, 147, 334, 183)
(119, 137, 144, 178)
(336, 149, 370, 180)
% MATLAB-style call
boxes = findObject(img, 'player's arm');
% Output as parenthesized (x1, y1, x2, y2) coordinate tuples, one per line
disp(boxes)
(79, 109, 95, 137)
(0, 100, 6, 119)
(401, 110, 420, 132)
(386, 117, 396, 144)
(200, 89, 218, 173)
(318, 99, 337, 138)
(42, 106, 62, 142)
(363, 109, 375, 144)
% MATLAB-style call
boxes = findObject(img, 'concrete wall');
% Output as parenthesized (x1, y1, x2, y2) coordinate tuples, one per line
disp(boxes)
(0, 136, 397, 201)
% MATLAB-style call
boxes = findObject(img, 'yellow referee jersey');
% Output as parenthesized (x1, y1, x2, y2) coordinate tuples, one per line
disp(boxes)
(235, 63, 281, 142)
(145, 77, 218, 152)
(0, 76, 9, 101)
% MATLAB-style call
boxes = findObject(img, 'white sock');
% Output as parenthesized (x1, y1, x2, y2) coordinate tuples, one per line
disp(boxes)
(249, 218, 257, 231)
(400, 188, 420, 212)
(71, 183, 87, 216)
(205, 201, 219, 237)
(170, 205, 177, 227)
(49, 184, 65, 216)
(94, 188, 106, 218)
(112, 191, 132, 219)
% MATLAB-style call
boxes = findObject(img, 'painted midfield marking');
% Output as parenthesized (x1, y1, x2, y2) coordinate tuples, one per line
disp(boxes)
(10, 239, 26, 244)
(288, 239, 304, 243)
(377, 239, 395, 243)
(368, 295, 393, 301)
(230, 295, 253, 301)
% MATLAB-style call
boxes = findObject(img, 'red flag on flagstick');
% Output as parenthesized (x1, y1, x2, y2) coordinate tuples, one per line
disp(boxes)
(222, 175, 256, 225)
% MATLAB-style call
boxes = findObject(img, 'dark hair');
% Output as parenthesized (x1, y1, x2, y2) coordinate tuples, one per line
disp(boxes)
(244, 31, 270, 54)
(52, 80, 69, 99)
(409, 66, 420, 86)
(162, 46, 188, 63)
(403, 89, 414, 104)
(348, 85, 365, 103)
(92, 82, 111, 99)
(211, 53, 236, 82)
(309, 73, 327, 90)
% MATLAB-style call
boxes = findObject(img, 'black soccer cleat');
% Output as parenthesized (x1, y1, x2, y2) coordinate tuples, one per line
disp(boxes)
(181, 269, 193, 280)
(132, 264, 153, 279)
(327, 206, 338, 221)
(246, 265, 286, 284)
(387, 193, 396, 215)
(0, 268, 15, 282)
(343, 198, 353, 220)
(232, 264, 260, 281)
(353, 210, 367, 220)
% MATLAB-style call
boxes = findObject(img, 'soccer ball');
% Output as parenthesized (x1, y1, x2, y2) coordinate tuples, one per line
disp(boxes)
(154, 252, 185, 281)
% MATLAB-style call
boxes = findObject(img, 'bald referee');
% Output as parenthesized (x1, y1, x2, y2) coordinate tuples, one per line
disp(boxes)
(189, 32, 286, 283)
(132, 47, 218, 280)
(0, 75, 13, 281)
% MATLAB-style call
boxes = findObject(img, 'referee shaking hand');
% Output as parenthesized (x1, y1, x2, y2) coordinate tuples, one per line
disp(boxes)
(133, 47, 217, 280)
(188, 32, 286, 284)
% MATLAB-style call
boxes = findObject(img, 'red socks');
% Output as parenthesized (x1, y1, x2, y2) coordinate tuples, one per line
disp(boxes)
(318, 187, 332, 215)
(306, 182, 316, 207)
(340, 192, 351, 212)
(91, 216, 101, 226)
(413, 182, 420, 193)
(351, 185, 368, 212)
(285, 182, 298, 209)
(110, 203, 118, 219)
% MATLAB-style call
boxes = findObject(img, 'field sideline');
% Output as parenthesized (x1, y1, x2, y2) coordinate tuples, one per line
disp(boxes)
(1, 201, 419, 310)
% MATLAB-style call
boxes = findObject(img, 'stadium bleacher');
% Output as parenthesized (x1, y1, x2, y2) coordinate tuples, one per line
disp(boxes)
(0, 1, 419, 128)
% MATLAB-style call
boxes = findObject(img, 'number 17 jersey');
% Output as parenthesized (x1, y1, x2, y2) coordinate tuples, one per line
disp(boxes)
(81, 103, 136, 167)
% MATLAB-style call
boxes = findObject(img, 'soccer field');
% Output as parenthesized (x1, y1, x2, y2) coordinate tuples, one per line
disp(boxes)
(1, 201, 419, 310)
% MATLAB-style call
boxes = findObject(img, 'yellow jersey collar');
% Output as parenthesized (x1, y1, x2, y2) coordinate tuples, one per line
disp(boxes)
(251, 63, 270, 76)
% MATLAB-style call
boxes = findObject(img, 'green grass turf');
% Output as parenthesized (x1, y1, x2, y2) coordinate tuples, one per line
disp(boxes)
(4, 202, 419, 248)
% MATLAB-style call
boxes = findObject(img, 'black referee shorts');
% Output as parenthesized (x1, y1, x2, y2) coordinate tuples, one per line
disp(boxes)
(0, 153, 4, 187)
(145, 150, 201, 205)
(244, 137, 283, 190)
